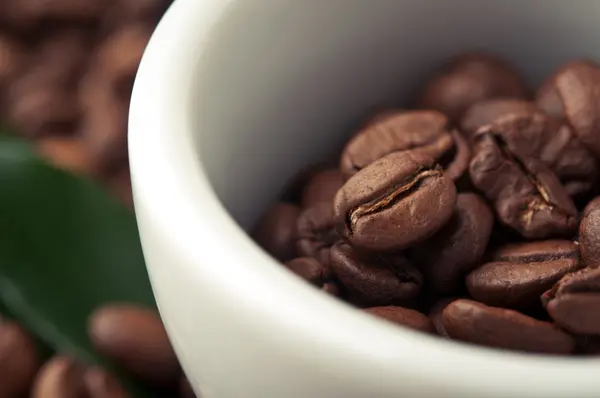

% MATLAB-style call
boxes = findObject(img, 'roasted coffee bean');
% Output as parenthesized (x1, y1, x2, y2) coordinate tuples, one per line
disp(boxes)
(428, 298, 456, 338)
(469, 130, 578, 238)
(460, 98, 537, 139)
(252, 203, 300, 263)
(536, 60, 600, 158)
(31, 356, 86, 398)
(0, 322, 40, 398)
(547, 294, 600, 335)
(410, 193, 493, 294)
(364, 306, 434, 334)
(544, 267, 600, 334)
(334, 151, 456, 251)
(579, 196, 600, 268)
(542, 267, 600, 306)
(300, 168, 344, 209)
(296, 202, 339, 265)
(83, 366, 130, 398)
(442, 299, 575, 354)
(467, 240, 581, 309)
(444, 130, 471, 182)
(329, 243, 423, 306)
(340, 111, 467, 181)
(417, 52, 528, 122)
(284, 257, 339, 295)
(475, 111, 598, 196)
(88, 305, 180, 387)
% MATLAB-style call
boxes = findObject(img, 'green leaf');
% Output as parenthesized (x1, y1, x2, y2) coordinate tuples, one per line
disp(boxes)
(0, 135, 163, 397)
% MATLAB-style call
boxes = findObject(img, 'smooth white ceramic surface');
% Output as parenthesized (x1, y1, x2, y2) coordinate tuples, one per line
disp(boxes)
(129, 1, 600, 397)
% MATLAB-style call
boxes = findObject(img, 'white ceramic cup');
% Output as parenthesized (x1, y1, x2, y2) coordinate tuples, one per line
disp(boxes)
(129, 1, 600, 397)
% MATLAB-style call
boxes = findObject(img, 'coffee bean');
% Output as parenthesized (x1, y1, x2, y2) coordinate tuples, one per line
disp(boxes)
(444, 130, 471, 182)
(300, 168, 344, 209)
(469, 131, 578, 238)
(31, 356, 86, 398)
(476, 111, 598, 197)
(364, 306, 434, 334)
(329, 243, 423, 306)
(579, 196, 600, 268)
(547, 294, 600, 335)
(252, 202, 301, 263)
(88, 304, 180, 388)
(83, 366, 130, 398)
(442, 299, 575, 354)
(340, 111, 466, 181)
(536, 60, 600, 158)
(296, 202, 339, 265)
(544, 266, 600, 300)
(334, 151, 456, 251)
(428, 298, 456, 337)
(284, 257, 339, 295)
(417, 52, 528, 122)
(466, 241, 581, 309)
(410, 193, 493, 294)
(461, 98, 536, 139)
(0, 322, 40, 398)
(543, 267, 600, 334)
(493, 239, 579, 263)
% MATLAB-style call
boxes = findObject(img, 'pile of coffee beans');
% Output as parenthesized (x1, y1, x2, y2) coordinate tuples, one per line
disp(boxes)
(0, 304, 195, 398)
(253, 53, 600, 356)
(0, 0, 173, 207)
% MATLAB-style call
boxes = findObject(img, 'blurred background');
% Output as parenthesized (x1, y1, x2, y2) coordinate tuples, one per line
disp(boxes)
(0, 2, 201, 398)
(0, 0, 173, 207)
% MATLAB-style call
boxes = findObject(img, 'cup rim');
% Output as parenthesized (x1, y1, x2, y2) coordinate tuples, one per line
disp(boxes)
(129, 0, 600, 395)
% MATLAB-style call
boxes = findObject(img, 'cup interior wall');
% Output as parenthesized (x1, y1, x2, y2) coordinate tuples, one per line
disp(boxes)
(190, 0, 600, 229)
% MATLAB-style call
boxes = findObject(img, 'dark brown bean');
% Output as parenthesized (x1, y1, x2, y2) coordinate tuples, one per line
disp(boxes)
(442, 299, 575, 354)
(466, 258, 580, 309)
(296, 202, 339, 265)
(31, 356, 86, 398)
(88, 305, 180, 388)
(0, 322, 40, 398)
(334, 151, 456, 251)
(252, 203, 301, 263)
(284, 257, 339, 295)
(364, 306, 435, 334)
(536, 60, 600, 159)
(469, 131, 578, 239)
(547, 294, 600, 335)
(428, 298, 457, 338)
(492, 240, 579, 263)
(417, 52, 528, 122)
(83, 366, 130, 398)
(410, 193, 493, 294)
(329, 243, 423, 306)
(340, 110, 452, 179)
(579, 196, 600, 268)
(461, 98, 536, 139)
